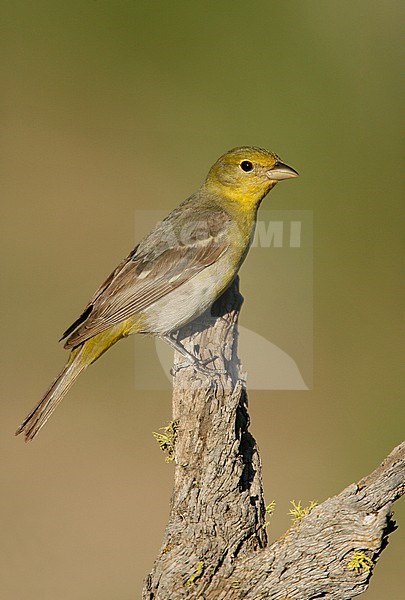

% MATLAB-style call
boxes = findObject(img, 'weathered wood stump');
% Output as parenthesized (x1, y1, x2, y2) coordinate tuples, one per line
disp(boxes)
(143, 278, 404, 599)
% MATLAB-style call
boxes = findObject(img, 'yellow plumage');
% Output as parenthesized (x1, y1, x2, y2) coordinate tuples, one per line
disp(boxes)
(16, 146, 298, 441)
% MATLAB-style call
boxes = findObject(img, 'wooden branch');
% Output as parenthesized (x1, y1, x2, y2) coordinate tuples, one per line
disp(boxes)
(143, 278, 404, 599)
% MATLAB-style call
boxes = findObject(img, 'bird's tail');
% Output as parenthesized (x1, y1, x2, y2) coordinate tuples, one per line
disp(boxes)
(15, 347, 88, 442)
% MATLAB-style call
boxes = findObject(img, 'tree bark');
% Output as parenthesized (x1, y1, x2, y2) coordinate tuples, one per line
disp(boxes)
(143, 278, 404, 600)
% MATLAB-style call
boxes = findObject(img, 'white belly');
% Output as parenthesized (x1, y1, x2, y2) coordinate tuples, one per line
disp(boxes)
(141, 253, 235, 335)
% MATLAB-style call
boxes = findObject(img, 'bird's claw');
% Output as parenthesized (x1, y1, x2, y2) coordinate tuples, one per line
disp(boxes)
(171, 355, 227, 377)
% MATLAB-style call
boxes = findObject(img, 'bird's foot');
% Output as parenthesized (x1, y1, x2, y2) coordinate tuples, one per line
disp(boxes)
(170, 355, 227, 377)
(163, 334, 227, 377)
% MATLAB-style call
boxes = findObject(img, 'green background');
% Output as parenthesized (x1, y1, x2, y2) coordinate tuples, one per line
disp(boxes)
(1, 1, 403, 598)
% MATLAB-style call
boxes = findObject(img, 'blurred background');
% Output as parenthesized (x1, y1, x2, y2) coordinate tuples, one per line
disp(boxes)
(1, 1, 403, 598)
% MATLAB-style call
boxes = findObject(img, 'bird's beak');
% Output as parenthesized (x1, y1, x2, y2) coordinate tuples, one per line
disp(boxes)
(266, 161, 299, 181)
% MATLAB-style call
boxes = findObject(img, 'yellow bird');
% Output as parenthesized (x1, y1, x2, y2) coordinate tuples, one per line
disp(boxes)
(16, 146, 298, 441)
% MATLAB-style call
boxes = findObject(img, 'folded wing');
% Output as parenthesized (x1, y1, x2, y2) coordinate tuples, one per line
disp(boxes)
(61, 203, 231, 349)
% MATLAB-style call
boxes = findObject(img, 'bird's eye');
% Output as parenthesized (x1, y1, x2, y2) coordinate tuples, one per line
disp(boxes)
(240, 160, 253, 172)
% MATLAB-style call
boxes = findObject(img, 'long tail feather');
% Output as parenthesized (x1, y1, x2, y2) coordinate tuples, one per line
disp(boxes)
(15, 349, 87, 442)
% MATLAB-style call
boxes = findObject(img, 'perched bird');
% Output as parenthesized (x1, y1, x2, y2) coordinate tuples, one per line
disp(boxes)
(16, 146, 298, 441)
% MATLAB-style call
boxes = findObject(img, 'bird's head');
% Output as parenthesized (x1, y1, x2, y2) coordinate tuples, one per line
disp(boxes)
(205, 146, 298, 208)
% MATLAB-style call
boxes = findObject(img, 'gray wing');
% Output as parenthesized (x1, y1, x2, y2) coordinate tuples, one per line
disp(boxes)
(62, 202, 231, 349)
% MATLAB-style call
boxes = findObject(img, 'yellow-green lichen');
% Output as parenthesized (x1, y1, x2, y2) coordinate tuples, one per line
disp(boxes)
(347, 550, 373, 573)
(288, 500, 318, 524)
(152, 421, 177, 462)
(186, 561, 205, 586)
(262, 500, 276, 529)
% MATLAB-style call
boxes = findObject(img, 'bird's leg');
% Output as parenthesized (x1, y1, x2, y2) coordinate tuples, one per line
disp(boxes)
(162, 334, 227, 376)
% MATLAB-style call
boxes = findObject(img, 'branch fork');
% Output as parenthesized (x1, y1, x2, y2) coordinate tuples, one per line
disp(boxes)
(143, 278, 404, 599)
